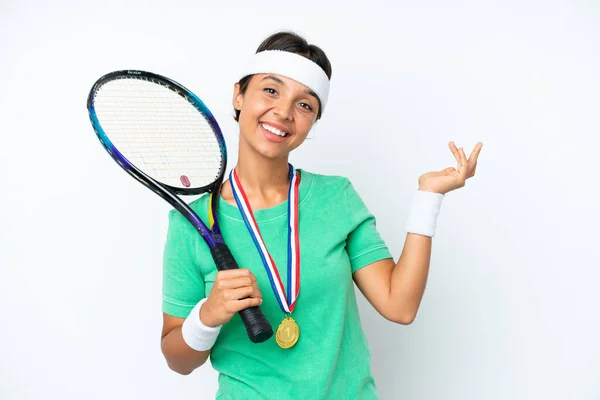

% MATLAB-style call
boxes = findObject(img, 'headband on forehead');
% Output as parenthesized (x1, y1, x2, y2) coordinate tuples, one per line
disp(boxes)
(239, 50, 330, 112)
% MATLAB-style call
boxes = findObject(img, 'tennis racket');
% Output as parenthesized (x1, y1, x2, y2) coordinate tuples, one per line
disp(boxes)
(86, 70, 274, 344)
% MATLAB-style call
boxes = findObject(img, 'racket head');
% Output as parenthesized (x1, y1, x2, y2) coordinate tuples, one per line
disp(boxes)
(87, 71, 273, 342)
(87, 70, 227, 196)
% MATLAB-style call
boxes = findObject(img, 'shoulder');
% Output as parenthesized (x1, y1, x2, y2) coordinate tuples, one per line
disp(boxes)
(188, 193, 211, 216)
(166, 193, 211, 232)
(298, 170, 362, 218)
(299, 169, 352, 193)
(300, 169, 373, 216)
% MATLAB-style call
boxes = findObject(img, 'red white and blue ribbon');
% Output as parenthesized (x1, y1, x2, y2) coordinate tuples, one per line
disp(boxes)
(229, 164, 300, 314)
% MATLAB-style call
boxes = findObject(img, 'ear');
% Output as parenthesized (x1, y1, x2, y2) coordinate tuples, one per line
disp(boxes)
(232, 82, 243, 111)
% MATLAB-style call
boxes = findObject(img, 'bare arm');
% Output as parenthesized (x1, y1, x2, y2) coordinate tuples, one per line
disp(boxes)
(354, 141, 483, 324)
(160, 268, 264, 375)
(353, 232, 432, 325)
(160, 312, 211, 375)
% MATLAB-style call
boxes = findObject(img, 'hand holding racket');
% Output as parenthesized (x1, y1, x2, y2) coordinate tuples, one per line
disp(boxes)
(87, 70, 274, 343)
(201, 268, 264, 327)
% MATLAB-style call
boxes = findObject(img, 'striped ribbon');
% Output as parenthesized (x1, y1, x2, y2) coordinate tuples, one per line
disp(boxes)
(229, 164, 300, 314)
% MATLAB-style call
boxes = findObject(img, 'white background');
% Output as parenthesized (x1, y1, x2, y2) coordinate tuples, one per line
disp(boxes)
(1, 1, 599, 399)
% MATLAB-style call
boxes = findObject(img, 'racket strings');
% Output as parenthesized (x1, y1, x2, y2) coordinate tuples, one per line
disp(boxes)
(93, 77, 222, 189)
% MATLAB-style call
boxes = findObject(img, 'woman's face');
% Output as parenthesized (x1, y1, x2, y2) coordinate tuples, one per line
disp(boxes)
(233, 73, 320, 160)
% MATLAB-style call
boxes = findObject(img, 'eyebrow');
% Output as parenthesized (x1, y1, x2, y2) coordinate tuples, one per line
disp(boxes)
(261, 75, 319, 100)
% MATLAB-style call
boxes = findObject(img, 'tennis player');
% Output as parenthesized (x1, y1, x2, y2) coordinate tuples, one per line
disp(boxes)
(160, 31, 483, 399)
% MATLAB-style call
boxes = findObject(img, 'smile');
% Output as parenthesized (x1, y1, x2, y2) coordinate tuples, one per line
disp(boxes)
(260, 122, 289, 137)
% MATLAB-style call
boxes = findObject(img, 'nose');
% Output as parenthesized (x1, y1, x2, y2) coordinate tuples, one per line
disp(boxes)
(273, 98, 294, 121)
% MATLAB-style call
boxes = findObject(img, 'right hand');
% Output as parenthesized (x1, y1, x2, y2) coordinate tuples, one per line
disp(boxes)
(200, 268, 263, 327)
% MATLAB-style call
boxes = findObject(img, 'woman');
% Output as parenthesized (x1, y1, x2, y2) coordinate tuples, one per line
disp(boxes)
(160, 31, 483, 399)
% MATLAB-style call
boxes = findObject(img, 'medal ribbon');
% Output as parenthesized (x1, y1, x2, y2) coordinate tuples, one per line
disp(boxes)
(229, 164, 300, 314)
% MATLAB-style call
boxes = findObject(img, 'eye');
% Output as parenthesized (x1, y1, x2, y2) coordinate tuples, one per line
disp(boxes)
(263, 87, 277, 95)
(299, 102, 314, 112)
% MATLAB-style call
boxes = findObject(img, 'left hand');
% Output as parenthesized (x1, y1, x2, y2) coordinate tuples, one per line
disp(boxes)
(418, 141, 483, 195)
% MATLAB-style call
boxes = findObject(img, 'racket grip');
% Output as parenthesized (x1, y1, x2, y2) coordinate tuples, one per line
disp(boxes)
(210, 244, 274, 343)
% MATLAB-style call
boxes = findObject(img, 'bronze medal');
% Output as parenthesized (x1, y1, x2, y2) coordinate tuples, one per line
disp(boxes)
(275, 316, 300, 349)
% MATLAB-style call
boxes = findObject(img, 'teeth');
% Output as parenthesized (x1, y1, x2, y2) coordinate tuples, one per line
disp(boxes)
(261, 123, 287, 137)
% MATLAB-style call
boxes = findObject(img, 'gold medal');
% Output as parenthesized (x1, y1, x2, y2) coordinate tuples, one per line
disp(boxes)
(275, 316, 300, 349)
(230, 167, 302, 346)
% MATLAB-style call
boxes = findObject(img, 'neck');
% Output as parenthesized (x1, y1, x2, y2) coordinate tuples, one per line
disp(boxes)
(235, 155, 290, 194)
(230, 138, 292, 208)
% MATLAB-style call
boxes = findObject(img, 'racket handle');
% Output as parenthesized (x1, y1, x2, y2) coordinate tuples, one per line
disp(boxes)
(210, 244, 274, 343)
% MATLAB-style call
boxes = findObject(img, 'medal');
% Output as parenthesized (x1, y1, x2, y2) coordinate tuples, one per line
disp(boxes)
(229, 164, 301, 349)
(275, 316, 300, 349)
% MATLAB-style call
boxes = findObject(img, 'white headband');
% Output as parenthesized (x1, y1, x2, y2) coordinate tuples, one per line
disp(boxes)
(239, 50, 330, 112)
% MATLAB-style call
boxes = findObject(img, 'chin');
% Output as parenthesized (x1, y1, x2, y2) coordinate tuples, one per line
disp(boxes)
(239, 126, 290, 160)
(253, 144, 289, 160)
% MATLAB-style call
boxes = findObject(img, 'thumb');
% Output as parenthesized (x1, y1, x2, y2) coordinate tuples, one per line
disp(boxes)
(443, 167, 457, 174)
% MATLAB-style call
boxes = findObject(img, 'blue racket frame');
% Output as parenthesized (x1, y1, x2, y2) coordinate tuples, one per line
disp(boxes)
(87, 70, 274, 343)
(87, 70, 226, 247)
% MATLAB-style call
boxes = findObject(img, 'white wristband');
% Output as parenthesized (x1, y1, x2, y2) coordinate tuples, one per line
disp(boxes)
(181, 298, 222, 351)
(405, 190, 444, 237)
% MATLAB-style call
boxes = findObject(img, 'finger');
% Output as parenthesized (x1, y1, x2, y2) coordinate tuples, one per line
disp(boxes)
(215, 276, 256, 290)
(216, 268, 256, 281)
(466, 145, 480, 177)
(468, 142, 483, 163)
(225, 286, 262, 301)
(459, 148, 469, 179)
(448, 141, 461, 163)
(469, 163, 478, 178)
(233, 297, 263, 312)
(443, 167, 456, 175)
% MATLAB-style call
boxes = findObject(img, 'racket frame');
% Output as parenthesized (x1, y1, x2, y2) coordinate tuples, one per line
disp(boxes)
(87, 70, 273, 343)
(87, 70, 226, 247)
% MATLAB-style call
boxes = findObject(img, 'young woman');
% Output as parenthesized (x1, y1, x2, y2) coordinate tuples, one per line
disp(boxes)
(160, 31, 483, 399)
